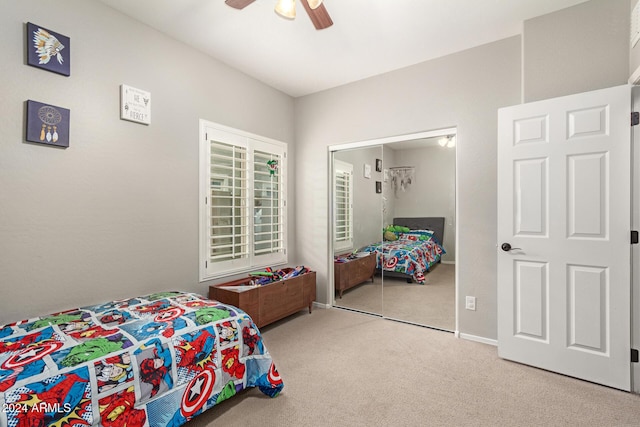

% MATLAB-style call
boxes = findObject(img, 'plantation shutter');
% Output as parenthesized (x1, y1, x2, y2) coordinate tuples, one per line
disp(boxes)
(334, 160, 353, 252)
(253, 149, 284, 259)
(209, 140, 249, 270)
(200, 121, 287, 280)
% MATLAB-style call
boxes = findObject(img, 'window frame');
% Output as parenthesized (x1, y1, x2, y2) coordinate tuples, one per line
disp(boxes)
(199, 120, 287, 281)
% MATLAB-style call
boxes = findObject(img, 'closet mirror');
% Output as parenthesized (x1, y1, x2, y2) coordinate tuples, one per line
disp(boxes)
(332, 145, 384, 315)
(330, 130, 456, 331)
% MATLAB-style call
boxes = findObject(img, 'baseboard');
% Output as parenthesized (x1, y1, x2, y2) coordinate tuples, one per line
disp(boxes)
(440, 260, 455, 265)
(313, 301, 331, 309)
(455, 331, 497, 346)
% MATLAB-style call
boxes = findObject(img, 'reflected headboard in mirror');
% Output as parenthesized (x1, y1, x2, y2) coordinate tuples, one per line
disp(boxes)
(393, 217, 445, 246)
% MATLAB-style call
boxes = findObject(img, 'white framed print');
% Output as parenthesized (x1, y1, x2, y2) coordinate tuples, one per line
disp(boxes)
(120, 84, 151, 125)
(363, 163, 371, 179)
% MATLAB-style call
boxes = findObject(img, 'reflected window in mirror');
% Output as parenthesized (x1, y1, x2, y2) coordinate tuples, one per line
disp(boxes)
(334, 159, 354, 253)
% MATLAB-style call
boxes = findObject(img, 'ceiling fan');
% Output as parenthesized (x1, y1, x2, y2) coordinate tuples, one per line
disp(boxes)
(225, 0, 333, 30)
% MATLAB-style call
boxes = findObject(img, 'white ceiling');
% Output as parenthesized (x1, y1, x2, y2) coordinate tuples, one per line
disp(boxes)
(98, 0, 590, 98)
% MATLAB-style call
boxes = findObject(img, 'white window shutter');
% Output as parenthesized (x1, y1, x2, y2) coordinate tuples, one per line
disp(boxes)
(252, 140, 286, 267)
(209, 140, 249, 266)
(200, 121, 287, 280)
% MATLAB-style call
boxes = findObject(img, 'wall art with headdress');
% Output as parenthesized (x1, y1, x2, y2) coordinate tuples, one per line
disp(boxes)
(26, 100, 70, 148)
(26, 22, 70, 76)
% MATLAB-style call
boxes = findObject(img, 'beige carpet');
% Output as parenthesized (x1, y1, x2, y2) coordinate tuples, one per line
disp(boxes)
(187, 307, 640, 427)
(336, 263, 455, 330)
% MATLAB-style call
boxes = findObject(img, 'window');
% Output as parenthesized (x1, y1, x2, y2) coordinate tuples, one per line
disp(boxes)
(333, 159, 353, 253)
(200, 120, 287, 280)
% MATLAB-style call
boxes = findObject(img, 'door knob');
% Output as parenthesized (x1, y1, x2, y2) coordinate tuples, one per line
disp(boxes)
(501, 243, 521, 252)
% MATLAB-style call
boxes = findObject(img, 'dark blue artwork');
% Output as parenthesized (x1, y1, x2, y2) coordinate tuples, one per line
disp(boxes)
(26, 22, 70, 76)
(26, 100, 70, 148)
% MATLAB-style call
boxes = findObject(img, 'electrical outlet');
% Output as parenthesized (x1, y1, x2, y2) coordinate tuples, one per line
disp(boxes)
(465, 296, 476, 311)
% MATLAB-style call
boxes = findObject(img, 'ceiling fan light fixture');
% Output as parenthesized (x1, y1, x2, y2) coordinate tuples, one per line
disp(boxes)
(275, 0, 296, 19)
(307, 0, 323, 9)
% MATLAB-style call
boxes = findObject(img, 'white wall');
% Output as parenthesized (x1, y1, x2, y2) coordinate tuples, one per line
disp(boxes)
(295, 37, 522, 339)
(0, 0, 295, 324)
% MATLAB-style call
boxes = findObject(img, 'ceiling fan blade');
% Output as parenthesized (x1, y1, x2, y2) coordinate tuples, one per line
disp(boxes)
(300, 0, 333, 30)
(225, 0, 255, 9)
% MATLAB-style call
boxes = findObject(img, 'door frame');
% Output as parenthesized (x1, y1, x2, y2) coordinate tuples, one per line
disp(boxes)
(327, 127, 459, 332)
(633, 86, 640, 394)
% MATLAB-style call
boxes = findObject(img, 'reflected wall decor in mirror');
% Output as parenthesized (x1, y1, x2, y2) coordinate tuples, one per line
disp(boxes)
(329, 129, 457, 331)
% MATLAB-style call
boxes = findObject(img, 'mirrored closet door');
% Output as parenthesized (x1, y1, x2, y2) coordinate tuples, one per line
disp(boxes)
(330, 131, 457, 331)
(332, 145, 384, 315)
(380, 136, 456, 330)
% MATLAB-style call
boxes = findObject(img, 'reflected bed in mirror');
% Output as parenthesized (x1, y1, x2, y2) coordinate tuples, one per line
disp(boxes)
(358, 217, 446, 284)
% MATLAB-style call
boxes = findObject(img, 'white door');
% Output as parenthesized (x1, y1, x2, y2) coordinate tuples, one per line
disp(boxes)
(497, 85, 631, 391)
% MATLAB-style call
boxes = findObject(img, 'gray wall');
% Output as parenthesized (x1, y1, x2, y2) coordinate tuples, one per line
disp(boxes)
(392, 146, 456, 263)
(382, 144, 396, 227)
(631, 0, 640, 77)
(0, 0, 295, 324)
(523, 0, 629, 102)
(295, 36, 522, 340)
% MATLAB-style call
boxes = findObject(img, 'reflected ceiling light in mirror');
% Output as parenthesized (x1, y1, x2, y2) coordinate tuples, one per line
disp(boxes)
(438, 135, 456, 148)
(275, 0, 296, 19)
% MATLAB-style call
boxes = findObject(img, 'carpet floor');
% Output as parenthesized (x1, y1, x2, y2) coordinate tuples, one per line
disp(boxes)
(336, 263, 455, 330)
(187, 307, 640, 427)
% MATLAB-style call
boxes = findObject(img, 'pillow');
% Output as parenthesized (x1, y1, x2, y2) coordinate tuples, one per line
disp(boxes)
(399, 230, 434, 241)
(406, 229, 433, 237)
(383, 230, 398, 241)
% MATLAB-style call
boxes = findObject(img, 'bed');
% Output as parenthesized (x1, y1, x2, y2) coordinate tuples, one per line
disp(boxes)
(358, 217, 446, 284)
(0, 291, 283, 427)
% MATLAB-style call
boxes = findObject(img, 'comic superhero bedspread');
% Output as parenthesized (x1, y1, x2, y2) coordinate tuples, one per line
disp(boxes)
(359, 233, 445, 284)
(0, 291, 283, 427)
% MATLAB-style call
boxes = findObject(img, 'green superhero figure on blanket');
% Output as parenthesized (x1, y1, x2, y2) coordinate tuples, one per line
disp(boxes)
(60, 334, 132, 367)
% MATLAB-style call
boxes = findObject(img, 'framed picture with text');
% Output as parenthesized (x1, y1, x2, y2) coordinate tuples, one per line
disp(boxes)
(363, 163, 371, 179)
(120, 84, 151, 125)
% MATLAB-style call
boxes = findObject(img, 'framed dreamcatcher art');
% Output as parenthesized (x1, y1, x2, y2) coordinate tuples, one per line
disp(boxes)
(25, 100, 70, 148)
